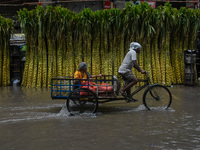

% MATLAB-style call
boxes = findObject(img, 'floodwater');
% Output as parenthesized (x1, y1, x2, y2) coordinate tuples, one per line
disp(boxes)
(0, 85, 200, 150)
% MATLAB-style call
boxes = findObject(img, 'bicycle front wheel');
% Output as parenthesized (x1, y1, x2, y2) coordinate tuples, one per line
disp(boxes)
(143, 85, 172, 110)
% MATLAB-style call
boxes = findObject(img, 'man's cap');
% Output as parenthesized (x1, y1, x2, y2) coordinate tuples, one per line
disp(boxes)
(129, 42, 141, 50)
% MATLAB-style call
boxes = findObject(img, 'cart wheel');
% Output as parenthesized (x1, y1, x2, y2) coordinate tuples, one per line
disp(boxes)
(66, 88, 98, 115)
(143, 85, 172, 110)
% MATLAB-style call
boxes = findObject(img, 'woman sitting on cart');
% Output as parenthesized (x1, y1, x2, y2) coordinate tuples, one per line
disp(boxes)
(74, 62, 103, 89)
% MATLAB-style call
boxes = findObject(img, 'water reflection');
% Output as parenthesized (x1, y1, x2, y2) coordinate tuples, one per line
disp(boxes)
(0, 85, 200, 150)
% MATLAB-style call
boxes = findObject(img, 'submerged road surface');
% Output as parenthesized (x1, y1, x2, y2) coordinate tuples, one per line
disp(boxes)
(0, 85, 200, 150)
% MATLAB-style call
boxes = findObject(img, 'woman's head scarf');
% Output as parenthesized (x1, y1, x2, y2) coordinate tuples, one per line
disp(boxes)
(78, 62, 88, 71)
(78, 62, 91, 78)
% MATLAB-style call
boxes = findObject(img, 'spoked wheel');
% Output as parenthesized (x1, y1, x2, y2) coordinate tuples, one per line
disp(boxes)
(143, 85, 172, 110)
(66, 88, 98, 115)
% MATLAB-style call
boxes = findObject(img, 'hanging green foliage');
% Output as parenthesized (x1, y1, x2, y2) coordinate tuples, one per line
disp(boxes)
(0, 15, 13, 86)
(16, 3, 200, 88)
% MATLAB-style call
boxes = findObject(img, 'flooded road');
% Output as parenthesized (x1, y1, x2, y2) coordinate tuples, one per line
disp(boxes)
(0, 85, 200, 150)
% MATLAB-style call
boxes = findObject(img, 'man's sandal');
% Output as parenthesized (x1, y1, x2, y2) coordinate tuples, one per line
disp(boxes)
(120, 91, 132, 103)
(120, 91, 139, 103)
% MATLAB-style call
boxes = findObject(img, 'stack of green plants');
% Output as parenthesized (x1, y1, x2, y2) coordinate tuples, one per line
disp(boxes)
(16, 2, 200, 88)
(0, 15, 13, 86)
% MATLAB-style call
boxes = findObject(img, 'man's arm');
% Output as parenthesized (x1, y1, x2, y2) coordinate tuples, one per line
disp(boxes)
(133, 60, 142, 72)
(133, 60, 146, 74)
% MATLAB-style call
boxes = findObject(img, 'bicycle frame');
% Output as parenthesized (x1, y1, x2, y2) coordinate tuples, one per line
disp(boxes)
(129, 78, 150, 98)
(128, 74, 160, 100)
(98, 74, 152, 103)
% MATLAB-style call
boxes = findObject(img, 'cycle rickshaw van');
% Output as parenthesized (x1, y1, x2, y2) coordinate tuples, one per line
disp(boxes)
(51, 74, 172, 115)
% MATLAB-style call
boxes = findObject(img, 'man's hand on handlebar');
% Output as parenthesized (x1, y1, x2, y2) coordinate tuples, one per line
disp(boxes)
(141, 70, 147, 74)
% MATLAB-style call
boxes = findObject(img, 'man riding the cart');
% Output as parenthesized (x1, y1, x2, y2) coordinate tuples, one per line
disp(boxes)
(118, 42, 146, 102)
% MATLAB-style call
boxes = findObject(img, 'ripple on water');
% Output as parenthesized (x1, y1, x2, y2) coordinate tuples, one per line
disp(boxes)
(126, 104, 175, 112)
(196, 127, 200, 131)
(0, 103, 72, 124)
(59, 107, 98, 118)
(0, 101, 177, 124)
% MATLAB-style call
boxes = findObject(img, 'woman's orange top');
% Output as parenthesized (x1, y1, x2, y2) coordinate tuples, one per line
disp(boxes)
(74, 71, 88, 80)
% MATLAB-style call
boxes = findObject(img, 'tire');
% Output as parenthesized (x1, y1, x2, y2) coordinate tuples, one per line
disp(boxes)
(143, 85, 172, 110)
(66, 88, 98, 115)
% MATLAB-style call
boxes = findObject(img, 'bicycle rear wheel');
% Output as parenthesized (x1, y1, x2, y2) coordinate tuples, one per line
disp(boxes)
(143, 85, 172, 110)
(66, 88, 98, 115)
